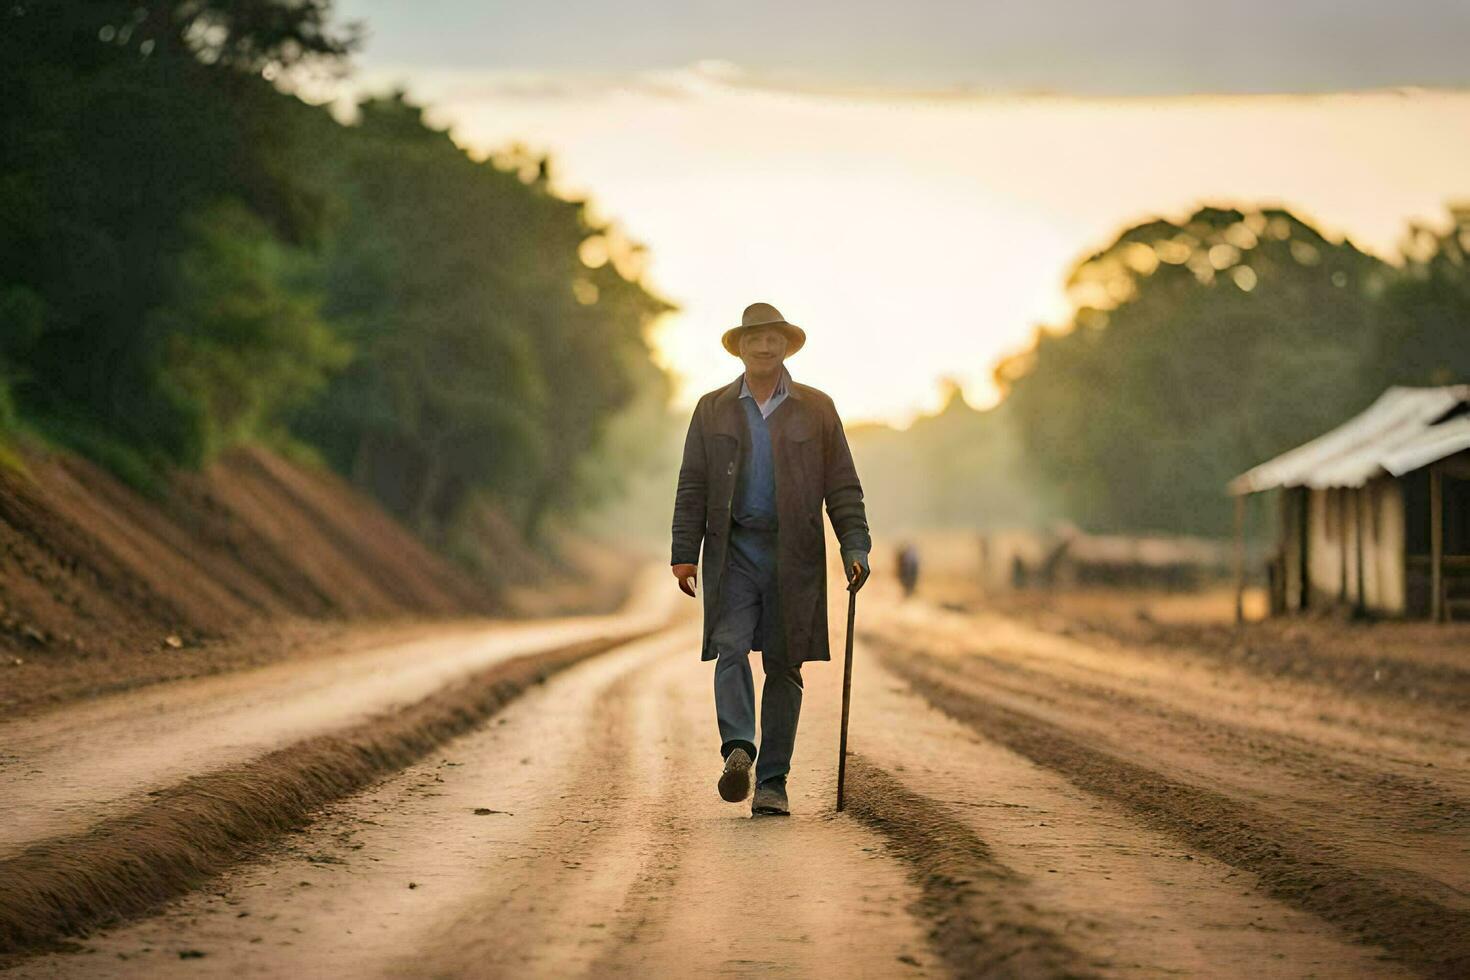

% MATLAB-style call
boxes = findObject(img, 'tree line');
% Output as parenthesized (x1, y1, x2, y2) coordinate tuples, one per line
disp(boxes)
(994, 204, 1470, 537)
(0, 1, 672, 547)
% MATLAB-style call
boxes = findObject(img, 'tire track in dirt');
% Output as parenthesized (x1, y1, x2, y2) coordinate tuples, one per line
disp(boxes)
(866, 603, 1468, 783)
(872, 636, 1470, 978)
(573, 623, 939, 978)
(365, 623, 938, 978)
(887, 636, 1470, 906)
(866, 629, 1468, 840)
(0, 629, 654, 963)
(391, 631, 687, 977)
(852, 635, 1416, 978)
(843, 753, 1095, 978)
(986, 594, 1470, 713)
(859, 608, 1469, 901)
(3, 630, 692, 979)
(7, 619, 938, 979)
(579, 673, 702, 976)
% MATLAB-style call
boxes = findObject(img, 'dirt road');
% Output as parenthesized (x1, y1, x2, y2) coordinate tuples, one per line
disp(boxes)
(4, 575, 1464, 977)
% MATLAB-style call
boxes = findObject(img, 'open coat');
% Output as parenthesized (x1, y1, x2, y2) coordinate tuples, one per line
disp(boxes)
(671, 372, 871, 664)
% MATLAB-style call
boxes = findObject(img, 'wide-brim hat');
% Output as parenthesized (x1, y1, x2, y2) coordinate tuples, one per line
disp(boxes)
(722, 302, 806, 357)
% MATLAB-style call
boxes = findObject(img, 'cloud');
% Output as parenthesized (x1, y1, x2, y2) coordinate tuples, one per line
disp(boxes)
(340, 58, 1470, 122)
(343, 60, 762, 108)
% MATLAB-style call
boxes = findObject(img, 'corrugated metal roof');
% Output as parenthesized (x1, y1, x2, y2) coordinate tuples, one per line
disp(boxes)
(1228, 385, 1470, 495)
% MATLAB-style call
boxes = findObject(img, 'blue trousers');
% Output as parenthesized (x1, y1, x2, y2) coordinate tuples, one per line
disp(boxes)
(711, 524, 803, 788)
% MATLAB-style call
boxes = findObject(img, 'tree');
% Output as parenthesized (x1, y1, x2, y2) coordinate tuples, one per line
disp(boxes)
(2, 2, 675, 554)
(846, 381, 1050, 533)
(148, 199, 349, 458)
(291, 95, 674, 541)
(995, 206, 1391, 536)
(0, 1, 359, 471)
(1371, 205, 1470, 388)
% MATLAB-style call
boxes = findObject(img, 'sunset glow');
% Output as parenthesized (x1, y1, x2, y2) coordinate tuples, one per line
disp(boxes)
(337, 71, 1470, 427)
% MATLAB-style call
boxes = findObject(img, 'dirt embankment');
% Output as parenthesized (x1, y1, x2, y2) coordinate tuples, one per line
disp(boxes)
(0, 443, 631, 714)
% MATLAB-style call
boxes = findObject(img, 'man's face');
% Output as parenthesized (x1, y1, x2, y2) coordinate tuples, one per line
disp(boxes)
(738, 326, 788, 375)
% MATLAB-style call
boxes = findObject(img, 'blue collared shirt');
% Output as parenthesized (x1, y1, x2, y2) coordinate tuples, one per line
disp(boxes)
(738, 364, 791, 419)
(732, 364, 791, 530)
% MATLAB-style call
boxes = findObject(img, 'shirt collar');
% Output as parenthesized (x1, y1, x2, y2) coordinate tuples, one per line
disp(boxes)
(739, 364, 791, 401)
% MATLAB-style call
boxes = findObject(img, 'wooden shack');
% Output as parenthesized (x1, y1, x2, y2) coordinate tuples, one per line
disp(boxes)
(1228, 386, 1470, 621)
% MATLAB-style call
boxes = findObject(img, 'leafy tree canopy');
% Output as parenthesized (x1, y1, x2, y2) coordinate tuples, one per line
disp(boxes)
(0, 2, 674, 547)
(995, 204, 1464, 536)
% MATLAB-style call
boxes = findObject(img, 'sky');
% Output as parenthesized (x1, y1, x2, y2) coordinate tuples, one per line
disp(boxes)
(329, 2, 1470, 426)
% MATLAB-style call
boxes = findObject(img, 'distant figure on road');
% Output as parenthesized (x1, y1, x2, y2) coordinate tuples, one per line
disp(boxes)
(670, 302, 871, 816)
(897, 541, 920, 597)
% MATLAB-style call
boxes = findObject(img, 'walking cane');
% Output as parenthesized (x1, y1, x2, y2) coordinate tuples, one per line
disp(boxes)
(835, 575, 858, 812)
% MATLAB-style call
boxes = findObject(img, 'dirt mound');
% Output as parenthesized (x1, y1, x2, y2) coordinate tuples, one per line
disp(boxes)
(844, 754, 1092, 978)
(0, 442, 627, 712)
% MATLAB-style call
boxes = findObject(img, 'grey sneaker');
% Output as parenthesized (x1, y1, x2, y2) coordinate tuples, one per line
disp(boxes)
(751, 780, 790, 816)
(718, 747, 753, 802)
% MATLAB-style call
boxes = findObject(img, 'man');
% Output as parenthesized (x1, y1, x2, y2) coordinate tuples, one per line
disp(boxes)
(670, 302, 871, 817)
(897, 541, 920, 598)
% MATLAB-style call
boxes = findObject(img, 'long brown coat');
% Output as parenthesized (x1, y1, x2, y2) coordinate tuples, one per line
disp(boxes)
(671, 372, 871, 663)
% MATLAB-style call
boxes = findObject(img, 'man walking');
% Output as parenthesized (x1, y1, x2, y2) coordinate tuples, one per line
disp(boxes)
(670, 302, 871, 816)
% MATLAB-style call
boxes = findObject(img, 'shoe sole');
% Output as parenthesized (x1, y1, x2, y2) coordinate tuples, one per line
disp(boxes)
(751, 806, 790, 817)
(718, 751, 753, 802)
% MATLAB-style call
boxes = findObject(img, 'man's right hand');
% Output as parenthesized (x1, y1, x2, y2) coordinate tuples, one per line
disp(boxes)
(671, 563, 698, 597)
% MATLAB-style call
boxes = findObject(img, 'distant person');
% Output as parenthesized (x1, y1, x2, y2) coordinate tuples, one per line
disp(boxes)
(897, 542, 920, 597)
(670, 302, 871, 817)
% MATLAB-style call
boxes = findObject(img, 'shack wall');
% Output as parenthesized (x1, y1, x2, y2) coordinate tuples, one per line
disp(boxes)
(1367, 477, 1407, 614)
(1300, 481, 1406, 616)
(1306, 488, 1344, 607)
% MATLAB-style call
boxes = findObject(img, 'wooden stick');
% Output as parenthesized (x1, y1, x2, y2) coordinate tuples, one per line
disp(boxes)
(836, 583, 857, 812)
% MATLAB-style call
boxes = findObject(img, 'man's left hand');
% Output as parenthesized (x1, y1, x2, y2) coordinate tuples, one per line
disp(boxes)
(842, 550, 870, 592)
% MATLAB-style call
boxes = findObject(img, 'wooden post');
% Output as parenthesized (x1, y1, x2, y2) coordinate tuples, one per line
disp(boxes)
(1275, 490, 1290, 615)
(1234, 493, 1246, 624)
(1299, 489, 1311, 611)
(1430, 464, 1444, 623)
(1355, 487, 1367, 614)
